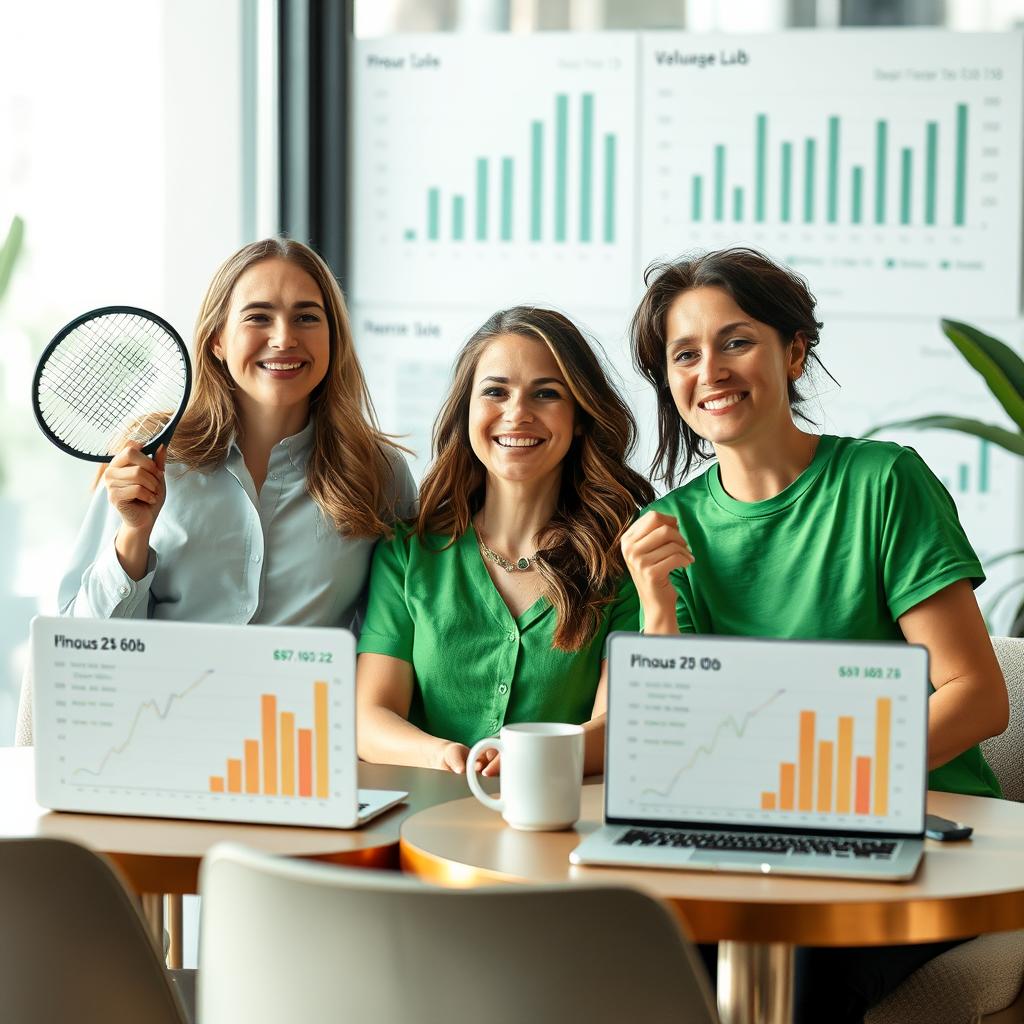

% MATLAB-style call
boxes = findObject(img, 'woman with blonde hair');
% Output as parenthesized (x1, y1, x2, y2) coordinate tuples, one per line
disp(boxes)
(356, 306, 654, 775)
(59, 237, 414, 626)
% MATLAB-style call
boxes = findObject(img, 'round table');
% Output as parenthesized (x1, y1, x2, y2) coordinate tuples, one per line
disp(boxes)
(401, 782, 1024, 1024)
(0, 747, 492, 966)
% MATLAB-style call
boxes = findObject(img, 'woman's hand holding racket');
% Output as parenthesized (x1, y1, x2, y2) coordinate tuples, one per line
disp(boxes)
(108, 443, 168, 580)
(31, 305, 191, 580)
(620, 511, 694, 635)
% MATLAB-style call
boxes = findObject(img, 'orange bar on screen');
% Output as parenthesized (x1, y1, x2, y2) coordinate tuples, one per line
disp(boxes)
(281, 712, 296, 796)
(298, 728, 313, 797)
(244, 740, 260, 794)
(816, 740, 834, 813)
(779, 763, 796, 810)
(798, 711, 815, 811)
(262, 695, 278, 796)
(855, 756, 871, 815)
(761, 792, 777, 811)
(209, 776, 225, 793)
(874, 697, 892, 816)
(836, 716, 854, 813)
(227, 759, 242, 793)
(314, 681, 329, 799)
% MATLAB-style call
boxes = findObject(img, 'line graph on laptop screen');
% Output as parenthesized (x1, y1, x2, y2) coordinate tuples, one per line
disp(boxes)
(30, 617, 358, 827)
(606, 636, 928, 834)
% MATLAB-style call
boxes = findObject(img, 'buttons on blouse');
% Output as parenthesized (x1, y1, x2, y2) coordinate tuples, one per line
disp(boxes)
(506, 631, 517, 643)
(117, 584, 130, 597)
(498, 683, 508, 695)
(251, 553, 262, 564)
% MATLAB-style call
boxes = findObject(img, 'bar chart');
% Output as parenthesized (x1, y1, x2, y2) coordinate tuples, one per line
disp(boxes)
(406, 91, 618, 246)
(32, 618, 359, 827)
(208, 683, 330, 800)
(351, 33, 637, 309)
(760, 699, 892, 816)
(607, 637, 928, 832)
(640, 31, 1023, 315)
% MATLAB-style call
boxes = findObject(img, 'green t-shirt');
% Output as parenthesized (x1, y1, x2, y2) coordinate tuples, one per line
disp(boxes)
(644, 434, 999, 799)
(358, 524, 639, 747)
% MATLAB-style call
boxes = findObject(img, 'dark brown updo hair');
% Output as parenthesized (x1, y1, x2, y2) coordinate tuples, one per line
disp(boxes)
(630, 247, 828, 486)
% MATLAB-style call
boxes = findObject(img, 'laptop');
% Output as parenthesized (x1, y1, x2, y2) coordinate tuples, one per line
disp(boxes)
(571, 633, 927, 881)
(30, 616, 406, 829)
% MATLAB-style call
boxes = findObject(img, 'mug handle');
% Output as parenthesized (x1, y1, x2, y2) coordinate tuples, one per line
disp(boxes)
(466, 737, 504, 812)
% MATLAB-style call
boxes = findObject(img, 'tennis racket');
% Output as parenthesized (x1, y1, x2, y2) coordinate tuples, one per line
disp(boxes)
(32, 305, 192, 462)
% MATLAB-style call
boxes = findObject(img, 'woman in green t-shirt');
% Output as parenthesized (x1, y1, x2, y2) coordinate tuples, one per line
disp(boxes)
(357, 307, 653, 776)
(621, 247, 1009, 1023)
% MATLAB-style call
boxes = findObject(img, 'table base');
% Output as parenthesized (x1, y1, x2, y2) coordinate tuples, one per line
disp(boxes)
(718, 941, 794, 1024)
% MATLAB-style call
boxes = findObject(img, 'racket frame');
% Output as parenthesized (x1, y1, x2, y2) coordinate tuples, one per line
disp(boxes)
(32, 304, 193, 463)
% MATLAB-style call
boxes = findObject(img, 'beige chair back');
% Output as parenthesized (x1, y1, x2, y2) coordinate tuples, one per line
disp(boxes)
(0, 838, 188, 1024)
(199, 841, 718, 1024)
(983, 636, 1024, 802)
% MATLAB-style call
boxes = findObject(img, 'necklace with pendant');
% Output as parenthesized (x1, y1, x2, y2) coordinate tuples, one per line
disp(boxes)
(477, 533, 538, 573)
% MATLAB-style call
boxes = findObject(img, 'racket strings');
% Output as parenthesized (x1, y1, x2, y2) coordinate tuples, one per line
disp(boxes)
(37, 311, 188, 458)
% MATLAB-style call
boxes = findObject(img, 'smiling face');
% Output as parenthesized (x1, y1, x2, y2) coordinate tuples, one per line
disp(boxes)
(212, 257, 331, 421)
(468, 333, 578, 488)
(664, 286, 807, 451)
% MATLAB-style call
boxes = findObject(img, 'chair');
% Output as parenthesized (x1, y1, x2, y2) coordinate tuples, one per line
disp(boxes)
(867, 636, 1024, 1024)
(15, 662, 32, 745)
(0, 837, 189, 1024)
(199, 841, 719, 1024)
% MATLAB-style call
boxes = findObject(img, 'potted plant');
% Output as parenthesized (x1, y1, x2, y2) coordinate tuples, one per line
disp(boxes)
(868, 319, 1024, 634)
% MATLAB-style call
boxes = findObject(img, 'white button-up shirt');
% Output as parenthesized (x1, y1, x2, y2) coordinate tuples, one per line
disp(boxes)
(58, 421, 416, 631)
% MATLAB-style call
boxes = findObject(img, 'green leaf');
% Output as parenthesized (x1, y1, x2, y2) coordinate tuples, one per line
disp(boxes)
(941, 319, 1024, 431)
(0, 214, 24, 302)
(864, 414, 1024, 456)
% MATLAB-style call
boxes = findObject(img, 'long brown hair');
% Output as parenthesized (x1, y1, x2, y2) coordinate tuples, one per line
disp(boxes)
(631, 247, 828, 486)
(418, 307, 654, 652)
(170, 237, 404, 538)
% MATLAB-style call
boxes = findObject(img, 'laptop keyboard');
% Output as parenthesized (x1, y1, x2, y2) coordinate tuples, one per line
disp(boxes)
(616, 828, 898, 859)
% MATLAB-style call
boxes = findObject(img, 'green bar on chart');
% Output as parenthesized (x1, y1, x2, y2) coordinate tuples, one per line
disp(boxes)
(827, 116, 840, 224)
(500, 158, 513, 241)
(555, 93, 568, 242)
(603, 133, 616, 243)
(875, 120, 888, 225)
(780, 141, 793, 223)
(803, 138, 816, 224)
(580, 93, 594, 242)
(733, 186, 744, 221)
(958, 463, 969, 492)
(900, 147, 912, 225)
(851, 166, 864, 224)
(692, 175, 703, 221)
(714, 145, 726, 222)
(427, 188, 440, 240)
(979, 440, 990, 493)
(530, 120, 543, 242)
(925, 122, 938, 226)
(755, 114, 767, 222)
(476, 158, 488, 241)
(955, 103, 968, 226)
(452, 195, 465, 240)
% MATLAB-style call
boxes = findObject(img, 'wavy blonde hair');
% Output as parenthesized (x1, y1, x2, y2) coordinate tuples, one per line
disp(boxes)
(418, 307, 654, 652)
(169, 238, 404, 538)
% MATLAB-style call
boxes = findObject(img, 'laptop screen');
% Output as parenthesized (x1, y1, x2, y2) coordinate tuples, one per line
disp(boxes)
(606, 633, 928, 836)
(31, 616, 360, 828)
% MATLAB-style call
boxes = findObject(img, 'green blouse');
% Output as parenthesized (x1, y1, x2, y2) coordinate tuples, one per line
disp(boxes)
(358, 524, 639, 746)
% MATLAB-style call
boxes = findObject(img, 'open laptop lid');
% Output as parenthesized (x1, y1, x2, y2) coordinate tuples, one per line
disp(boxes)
(31, 616, 362, 828)
(605, 633, 928, 840)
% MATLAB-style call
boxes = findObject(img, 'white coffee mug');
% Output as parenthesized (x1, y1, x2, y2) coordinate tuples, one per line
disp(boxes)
(466, 722, 584, 831)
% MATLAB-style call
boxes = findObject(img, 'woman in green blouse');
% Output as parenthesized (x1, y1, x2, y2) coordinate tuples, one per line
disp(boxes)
(356, 307, 654, 775)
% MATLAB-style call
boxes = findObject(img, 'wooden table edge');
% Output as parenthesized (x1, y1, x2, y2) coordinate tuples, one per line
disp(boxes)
(399, 834, 1024, 947)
